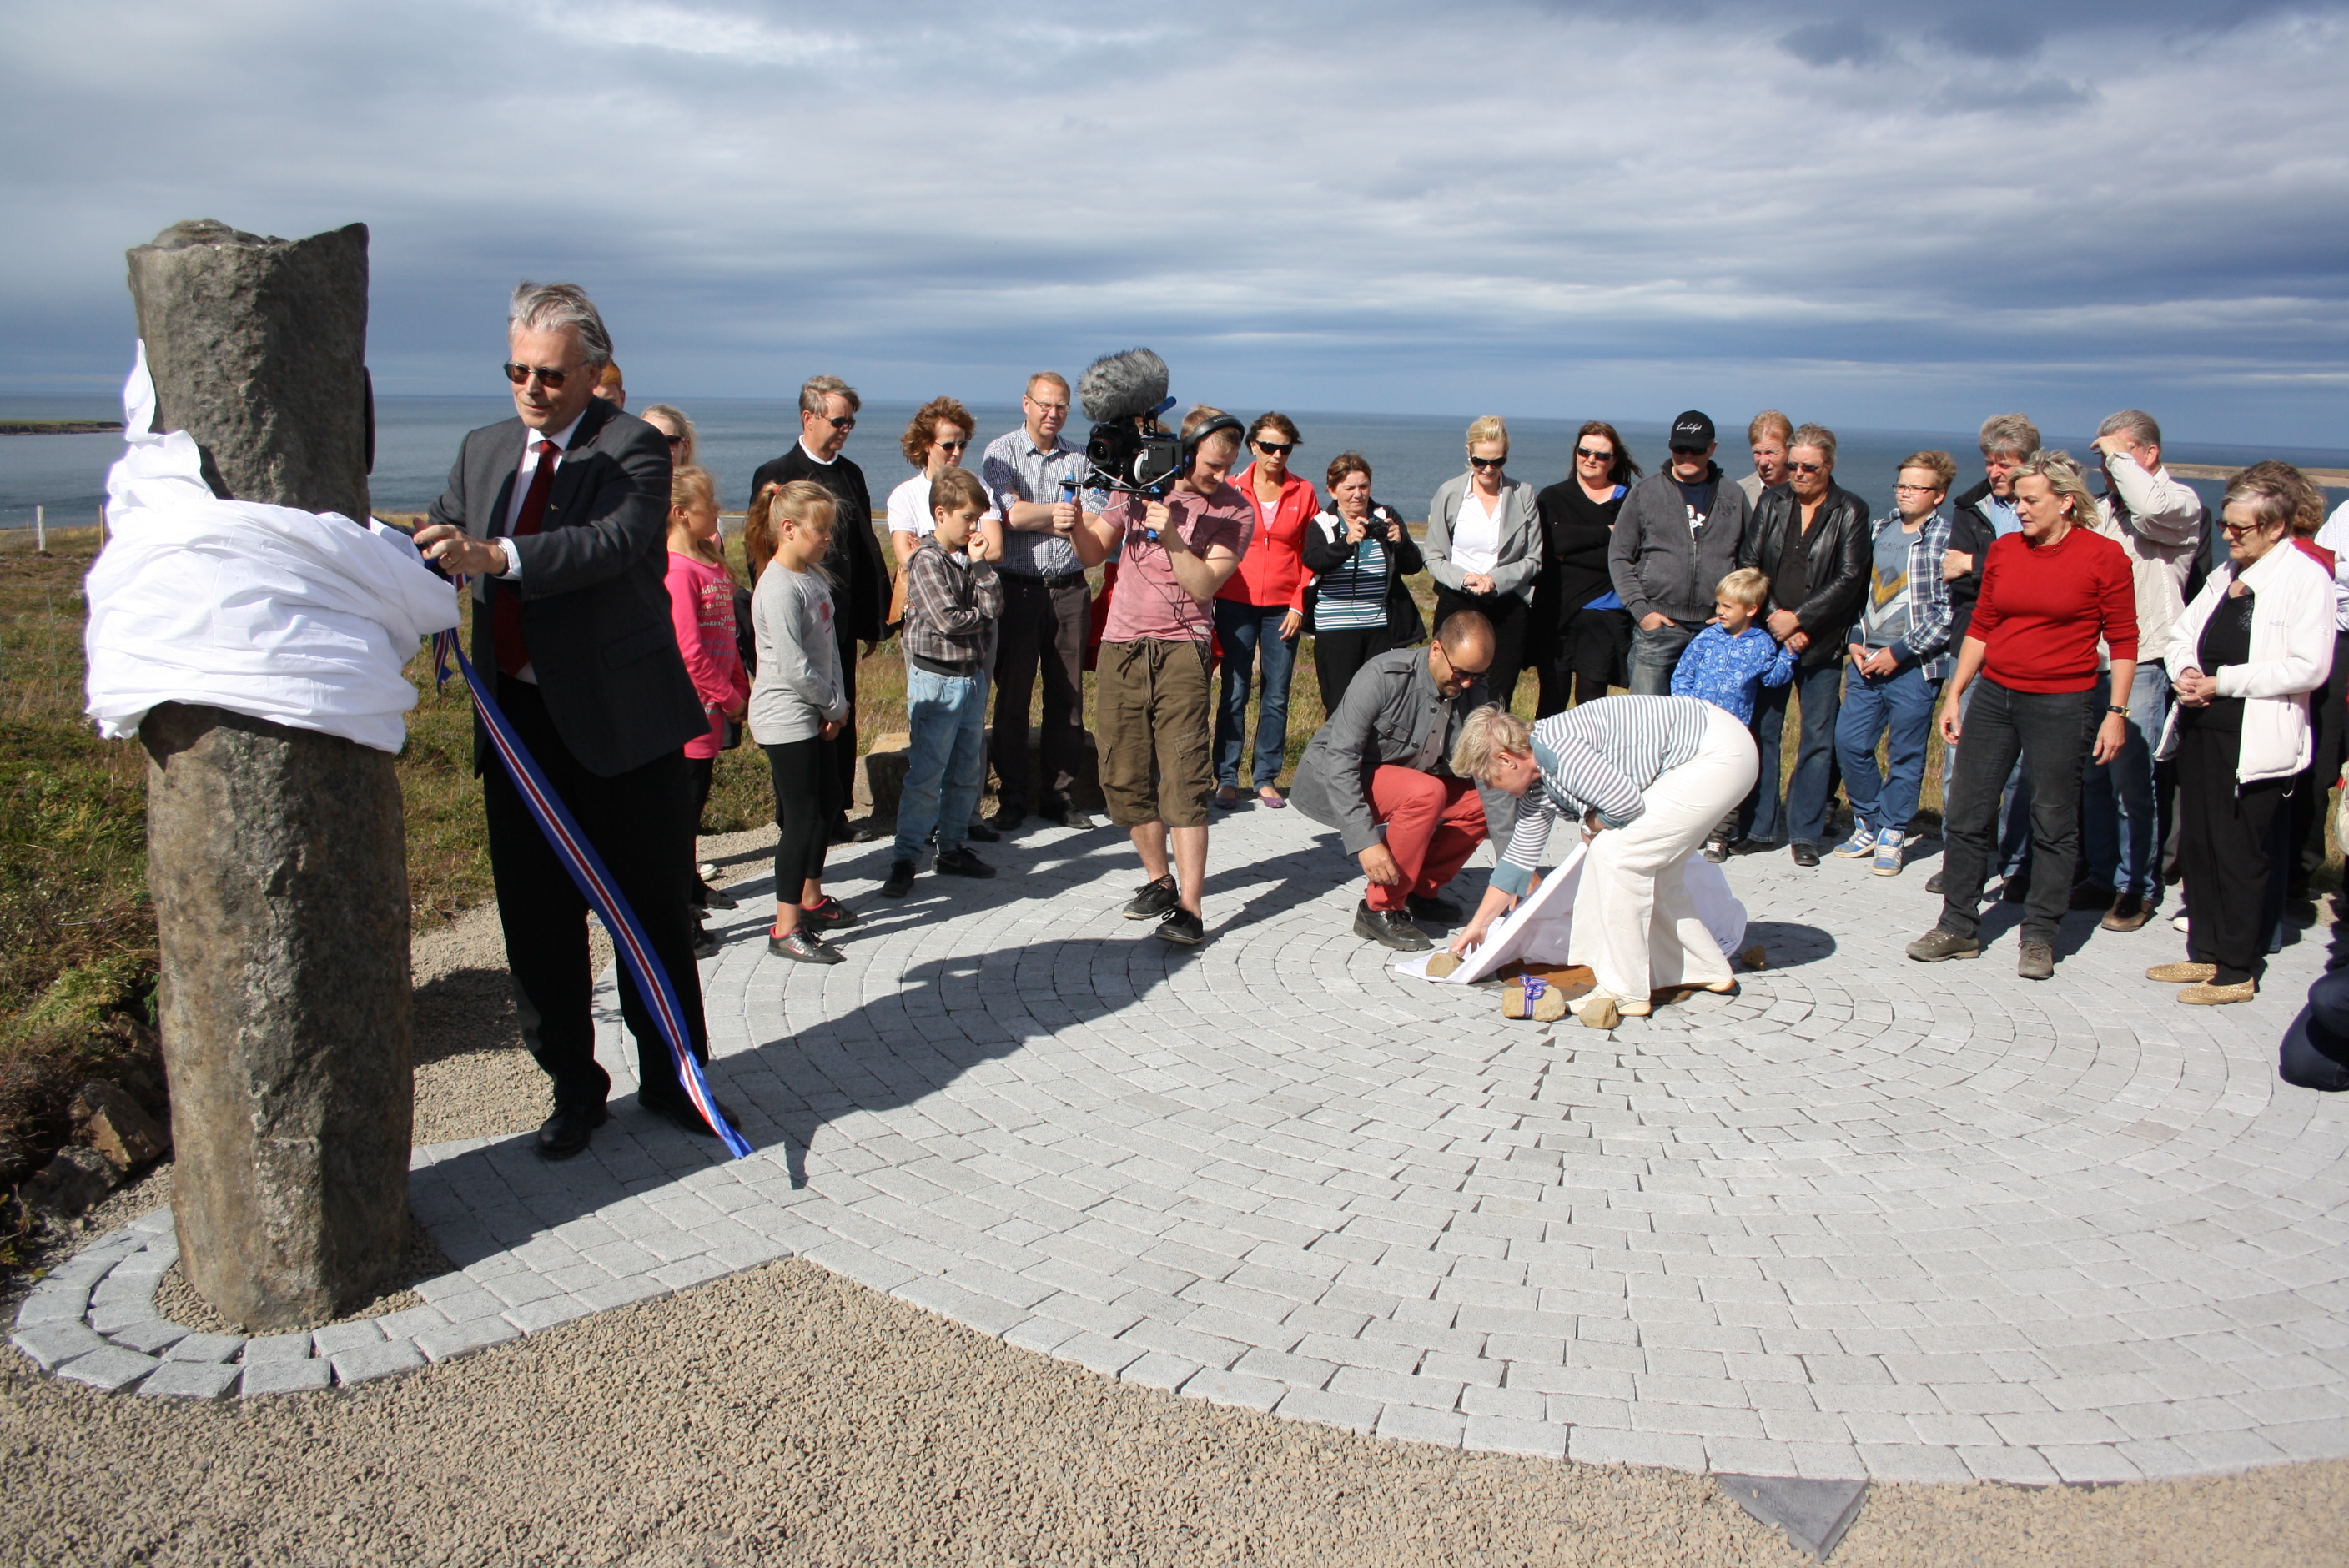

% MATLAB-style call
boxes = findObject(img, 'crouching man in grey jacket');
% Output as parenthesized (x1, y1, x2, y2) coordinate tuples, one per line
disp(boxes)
(1608, 410, 1754, 695)
(1290, 612, 1517, 952)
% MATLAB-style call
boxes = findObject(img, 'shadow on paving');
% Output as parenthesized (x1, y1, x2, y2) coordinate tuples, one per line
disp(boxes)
(411, 825, 1357, 1268)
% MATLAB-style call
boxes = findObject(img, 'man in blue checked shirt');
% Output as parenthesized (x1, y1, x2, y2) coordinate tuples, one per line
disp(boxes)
(1829, 451, 1959, 877)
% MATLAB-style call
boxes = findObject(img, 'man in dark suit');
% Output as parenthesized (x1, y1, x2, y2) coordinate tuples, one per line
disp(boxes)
(414, 281, 720, 1159)
(749, 375, 889, 842)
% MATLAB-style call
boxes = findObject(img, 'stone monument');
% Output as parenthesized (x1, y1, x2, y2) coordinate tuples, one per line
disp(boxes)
(128, 220, 414, 1329)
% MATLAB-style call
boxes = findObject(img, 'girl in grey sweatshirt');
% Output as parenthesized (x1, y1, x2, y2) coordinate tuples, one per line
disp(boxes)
(748, 480, 857, 963)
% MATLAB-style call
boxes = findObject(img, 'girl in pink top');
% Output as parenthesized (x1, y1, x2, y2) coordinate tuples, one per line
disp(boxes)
(666, 466, 750, 945)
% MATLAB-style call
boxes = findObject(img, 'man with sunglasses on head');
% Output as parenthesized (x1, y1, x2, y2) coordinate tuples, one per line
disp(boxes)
(1736, 423, 1870, 867)
(751, 375, 892, 842)
(1610, 410, 1754, 696)
(1290, 612, 1513, 952)
(979, 371, 1107, 832)
(414, 281, 719, 1160)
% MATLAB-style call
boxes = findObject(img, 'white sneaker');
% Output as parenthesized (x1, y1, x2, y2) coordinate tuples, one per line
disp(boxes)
(1871, 828, 1904, 876)
(1831, 826, 1875, 858)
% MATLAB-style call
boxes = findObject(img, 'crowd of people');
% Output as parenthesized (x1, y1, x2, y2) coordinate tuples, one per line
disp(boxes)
(410, 279, 2349, 1158)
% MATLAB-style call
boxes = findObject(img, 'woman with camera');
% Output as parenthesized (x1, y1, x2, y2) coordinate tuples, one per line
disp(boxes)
(1426, 415, 1541, 714)
(1302, 451, 1425, 714)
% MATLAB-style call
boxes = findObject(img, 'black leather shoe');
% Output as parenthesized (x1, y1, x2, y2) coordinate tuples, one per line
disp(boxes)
(1406, 893, 1464, 925)
(824, 817, 855, 845)
(881, 859, 917, 898)
(691, 926, 721, 961)
(2000, 872, 2031, 904)
(697, 884, 739, 912)
(1355, 902, 1432, 952)
(937, 846, 996, 878)
(989, 806, 1027, 832)
(2070, 882, 2117, 912)
(1049, 805, 1098, 830)
(963, 819, 1001, 843)
(1924, 870, 1945, 894)
(641, 1092, 737, 1139)
(536, 1102, 607, 1161)
(1790, 842, 1821, 868)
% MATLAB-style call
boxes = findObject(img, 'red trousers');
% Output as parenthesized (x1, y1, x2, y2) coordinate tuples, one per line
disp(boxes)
(1366, 766, 1488, 911)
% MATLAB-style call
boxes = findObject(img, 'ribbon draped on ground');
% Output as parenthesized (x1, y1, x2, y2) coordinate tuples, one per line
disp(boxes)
(433, 628, 751, 1158)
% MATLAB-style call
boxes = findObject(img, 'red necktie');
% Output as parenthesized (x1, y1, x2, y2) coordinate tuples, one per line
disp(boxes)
(493, 440, 560, 676)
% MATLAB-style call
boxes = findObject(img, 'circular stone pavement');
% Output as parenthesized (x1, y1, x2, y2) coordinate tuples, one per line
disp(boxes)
(18, 808, 2349, 1486)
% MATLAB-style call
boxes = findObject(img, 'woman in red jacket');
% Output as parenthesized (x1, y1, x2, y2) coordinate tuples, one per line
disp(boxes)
(1907, 452, 2138, 980)
(1215, 413, 1316, 809)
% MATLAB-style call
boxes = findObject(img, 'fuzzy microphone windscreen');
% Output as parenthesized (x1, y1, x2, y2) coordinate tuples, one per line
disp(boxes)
(1077, 348, 1170, 425)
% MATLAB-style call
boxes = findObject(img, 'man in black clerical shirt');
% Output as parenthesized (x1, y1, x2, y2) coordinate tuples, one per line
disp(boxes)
(750, 375, 891, 841)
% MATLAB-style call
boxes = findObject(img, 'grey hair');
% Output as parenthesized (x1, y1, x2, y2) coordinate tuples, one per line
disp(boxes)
(800, 374, 861, 417)
(509, 281, 613, 366)
(1978, 412, 2040, 459)
(2097, 408, 2163, 448)
(1788, 422, 1838, 467)
(1450, 703, 1532, 786)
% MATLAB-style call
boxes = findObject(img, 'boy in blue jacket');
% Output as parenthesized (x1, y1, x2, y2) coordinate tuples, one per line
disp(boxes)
(1672, 567, 1797, 861)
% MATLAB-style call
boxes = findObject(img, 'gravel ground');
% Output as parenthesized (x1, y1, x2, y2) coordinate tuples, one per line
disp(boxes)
(5, 825, 2346, 1565)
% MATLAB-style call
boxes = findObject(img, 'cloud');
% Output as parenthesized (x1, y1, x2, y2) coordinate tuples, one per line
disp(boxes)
(3, 0, 2346, 443)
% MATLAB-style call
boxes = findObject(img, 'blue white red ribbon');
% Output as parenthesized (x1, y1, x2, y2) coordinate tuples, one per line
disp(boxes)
(434, 626, 751, 1158)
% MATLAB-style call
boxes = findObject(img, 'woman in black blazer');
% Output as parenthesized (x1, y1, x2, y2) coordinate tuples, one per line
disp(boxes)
(1302, 450, 1426, 714)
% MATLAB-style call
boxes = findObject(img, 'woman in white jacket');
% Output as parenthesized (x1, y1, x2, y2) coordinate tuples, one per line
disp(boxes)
(1426, 415, 1541, 716)
(2150, 470, 2336, 1004)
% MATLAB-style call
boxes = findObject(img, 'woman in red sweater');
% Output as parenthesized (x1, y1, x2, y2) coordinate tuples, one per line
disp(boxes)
(1214, 413, 1316, 809)
(1908, 452, 2138, 979)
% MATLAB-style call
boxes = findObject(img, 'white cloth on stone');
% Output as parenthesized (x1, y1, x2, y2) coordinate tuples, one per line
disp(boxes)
(83, 341, 461, 755)
(1393, 809, 1750, 988)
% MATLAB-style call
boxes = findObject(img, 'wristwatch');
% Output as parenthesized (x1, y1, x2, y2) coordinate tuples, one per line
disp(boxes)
(2106, 704, 2129, 716)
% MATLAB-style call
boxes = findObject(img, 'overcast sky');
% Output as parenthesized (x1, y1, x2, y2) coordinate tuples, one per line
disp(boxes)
(7, 0, 2346, 443)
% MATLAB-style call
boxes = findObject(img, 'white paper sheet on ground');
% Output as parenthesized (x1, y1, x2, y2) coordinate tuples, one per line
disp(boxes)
(82, 342, 461, 754)
(1392, 843, 1748, 984)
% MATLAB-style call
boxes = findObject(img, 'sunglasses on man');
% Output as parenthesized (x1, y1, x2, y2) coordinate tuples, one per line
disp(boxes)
(504, 361, 571, 389)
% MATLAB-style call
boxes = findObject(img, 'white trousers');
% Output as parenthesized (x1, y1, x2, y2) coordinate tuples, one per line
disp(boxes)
(1567, 705, 1760, 1000)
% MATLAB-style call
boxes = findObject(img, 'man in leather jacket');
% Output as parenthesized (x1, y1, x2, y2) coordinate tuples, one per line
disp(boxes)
(1735, 423, 1870, 865)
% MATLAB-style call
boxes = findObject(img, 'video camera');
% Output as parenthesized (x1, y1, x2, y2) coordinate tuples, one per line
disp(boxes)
(1077, 348, 1242, 499)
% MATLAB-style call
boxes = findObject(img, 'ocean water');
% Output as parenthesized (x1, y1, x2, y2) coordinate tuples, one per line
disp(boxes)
(4, 391, 2345, 533)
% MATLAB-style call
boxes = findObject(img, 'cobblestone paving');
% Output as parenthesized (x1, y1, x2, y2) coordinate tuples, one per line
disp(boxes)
(17, 810, 2349, 1485)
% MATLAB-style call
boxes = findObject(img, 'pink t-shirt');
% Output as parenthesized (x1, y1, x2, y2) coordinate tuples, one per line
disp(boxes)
(1099, 482, 1255, 644)
(665, 551, 749, 759)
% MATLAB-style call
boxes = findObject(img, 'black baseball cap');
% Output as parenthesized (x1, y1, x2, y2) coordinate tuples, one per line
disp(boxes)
(1668, 410, 1716, 452)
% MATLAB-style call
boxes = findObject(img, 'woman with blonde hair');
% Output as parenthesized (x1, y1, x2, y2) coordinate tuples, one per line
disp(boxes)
(1426, 415, 1541, 714)
(1907, 453, 2140, 981)
(1448, 694, 1758, 1027)
(641, 404, 697, 469)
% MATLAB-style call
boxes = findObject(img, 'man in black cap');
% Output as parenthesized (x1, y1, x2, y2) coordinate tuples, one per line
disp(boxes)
(1607, 410, 1753, 695)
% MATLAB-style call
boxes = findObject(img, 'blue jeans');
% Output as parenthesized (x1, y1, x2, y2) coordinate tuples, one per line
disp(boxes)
(1835, 661, 1938, 837)
(2080, 662, 2170, 897)
(1627, 619, 1698, 696)
(893, 668, 988, 863)
(1214, 600, 1298, 791)
(1747, 658, 1844, 847)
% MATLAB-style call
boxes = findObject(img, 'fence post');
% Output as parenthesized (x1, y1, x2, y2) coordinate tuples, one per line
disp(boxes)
(34, 505, 43, 552)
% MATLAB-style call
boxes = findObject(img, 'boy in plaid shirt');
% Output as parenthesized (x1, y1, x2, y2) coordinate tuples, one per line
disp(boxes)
(883, 467, 1004, 898)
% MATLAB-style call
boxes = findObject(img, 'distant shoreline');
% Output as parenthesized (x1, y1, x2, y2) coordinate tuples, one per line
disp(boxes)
(0, 420, 122, 435)
(2170, 460, 2348, 488)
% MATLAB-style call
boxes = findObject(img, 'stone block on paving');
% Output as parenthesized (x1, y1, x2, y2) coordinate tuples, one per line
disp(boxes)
(308, 1320, 386, 1357)
(12, 1322, 108, 1372)
(331, 1340, 426, 1385)
(57, 1346, 158, 1391)
(240, 1358, 333, 1397)
(415, 1318, 521, 1363)
(163, 1333, 246, 1364)
(240, 1332, 314, 1364)
(138, 1361, 239, 1400)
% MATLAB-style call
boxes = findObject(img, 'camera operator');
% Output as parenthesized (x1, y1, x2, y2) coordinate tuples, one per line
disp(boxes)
(1070, 405, 1254, 946)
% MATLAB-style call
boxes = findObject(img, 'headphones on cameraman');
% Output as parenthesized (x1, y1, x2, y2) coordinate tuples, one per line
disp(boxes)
(1175, 414, 1245, 478)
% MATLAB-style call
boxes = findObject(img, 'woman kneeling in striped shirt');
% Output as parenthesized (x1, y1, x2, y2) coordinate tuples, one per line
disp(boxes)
(1449, 696, 1759, 1023)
